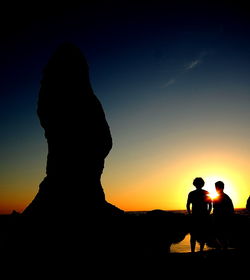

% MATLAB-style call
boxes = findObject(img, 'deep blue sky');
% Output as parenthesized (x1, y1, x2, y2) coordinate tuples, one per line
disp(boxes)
(1, 1, 250, 212)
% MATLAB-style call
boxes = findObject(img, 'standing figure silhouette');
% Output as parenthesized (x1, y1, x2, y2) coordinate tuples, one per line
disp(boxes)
(212, 181, 234, 250)
(246, 196, 250, 212)
(186, 177, 212, 253)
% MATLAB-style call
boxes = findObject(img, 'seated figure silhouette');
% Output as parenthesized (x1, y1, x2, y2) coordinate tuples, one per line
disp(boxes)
(23, 42, 123, 218)
(186, 177, 212, 253)
(212, 181, 234, 250)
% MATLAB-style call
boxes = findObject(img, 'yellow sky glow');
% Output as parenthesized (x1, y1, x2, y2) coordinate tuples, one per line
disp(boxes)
(103, 147, 249, 211)
(0, 138, 249, 214)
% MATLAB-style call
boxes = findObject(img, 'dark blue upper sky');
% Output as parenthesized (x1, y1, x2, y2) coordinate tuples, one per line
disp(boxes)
(0, 1, 250, 212)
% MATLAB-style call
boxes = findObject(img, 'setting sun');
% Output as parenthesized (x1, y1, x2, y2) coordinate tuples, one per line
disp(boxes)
(207, 191, 219, 200)
(205, 176, 223, 199)
(203, 174, 239, 207)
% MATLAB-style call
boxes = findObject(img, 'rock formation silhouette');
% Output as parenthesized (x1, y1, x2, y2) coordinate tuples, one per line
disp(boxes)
(23, 42, 123, 218)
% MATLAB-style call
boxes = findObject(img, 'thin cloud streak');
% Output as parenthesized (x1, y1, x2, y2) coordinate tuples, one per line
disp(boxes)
(185, 59, 201, 70)
(162, 78, 176, 88)
(162, 52, 208, 88)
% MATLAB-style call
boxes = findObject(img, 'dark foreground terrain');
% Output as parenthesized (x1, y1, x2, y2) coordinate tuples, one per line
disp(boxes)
(0, 209, 249, 276)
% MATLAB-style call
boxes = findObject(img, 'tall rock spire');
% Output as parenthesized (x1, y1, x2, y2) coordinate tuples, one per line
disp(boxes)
(23, 43, 123, 217)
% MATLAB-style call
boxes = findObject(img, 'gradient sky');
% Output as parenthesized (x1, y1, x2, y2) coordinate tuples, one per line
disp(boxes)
(0, 1, 250, 213)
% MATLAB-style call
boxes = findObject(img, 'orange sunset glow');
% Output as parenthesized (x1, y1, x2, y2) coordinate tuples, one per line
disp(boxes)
(102, 143, 249, 212)
(0, 127, 249, 214)
(0, 120, 249, 214)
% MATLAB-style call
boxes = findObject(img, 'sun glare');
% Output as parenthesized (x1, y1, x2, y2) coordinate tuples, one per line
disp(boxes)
(207, 190, 219, 200)
(204, 175, 226, 200)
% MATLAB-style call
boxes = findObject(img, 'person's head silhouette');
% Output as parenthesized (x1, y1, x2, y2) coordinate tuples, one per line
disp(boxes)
(193, 177, 205, 189)
(215, 181, 224, 194)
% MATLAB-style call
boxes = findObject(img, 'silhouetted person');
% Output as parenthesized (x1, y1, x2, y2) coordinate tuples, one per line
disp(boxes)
(212, 181, 234, 250)
(186, 177, 212, 253)
(246, 196, 250, 212)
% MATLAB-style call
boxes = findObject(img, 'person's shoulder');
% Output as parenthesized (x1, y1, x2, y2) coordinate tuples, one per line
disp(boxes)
(203, 189, 209, 195)
(187, 190, 195, 200)
(224, 193, 232, 200)
(188, 190, 196, 196)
